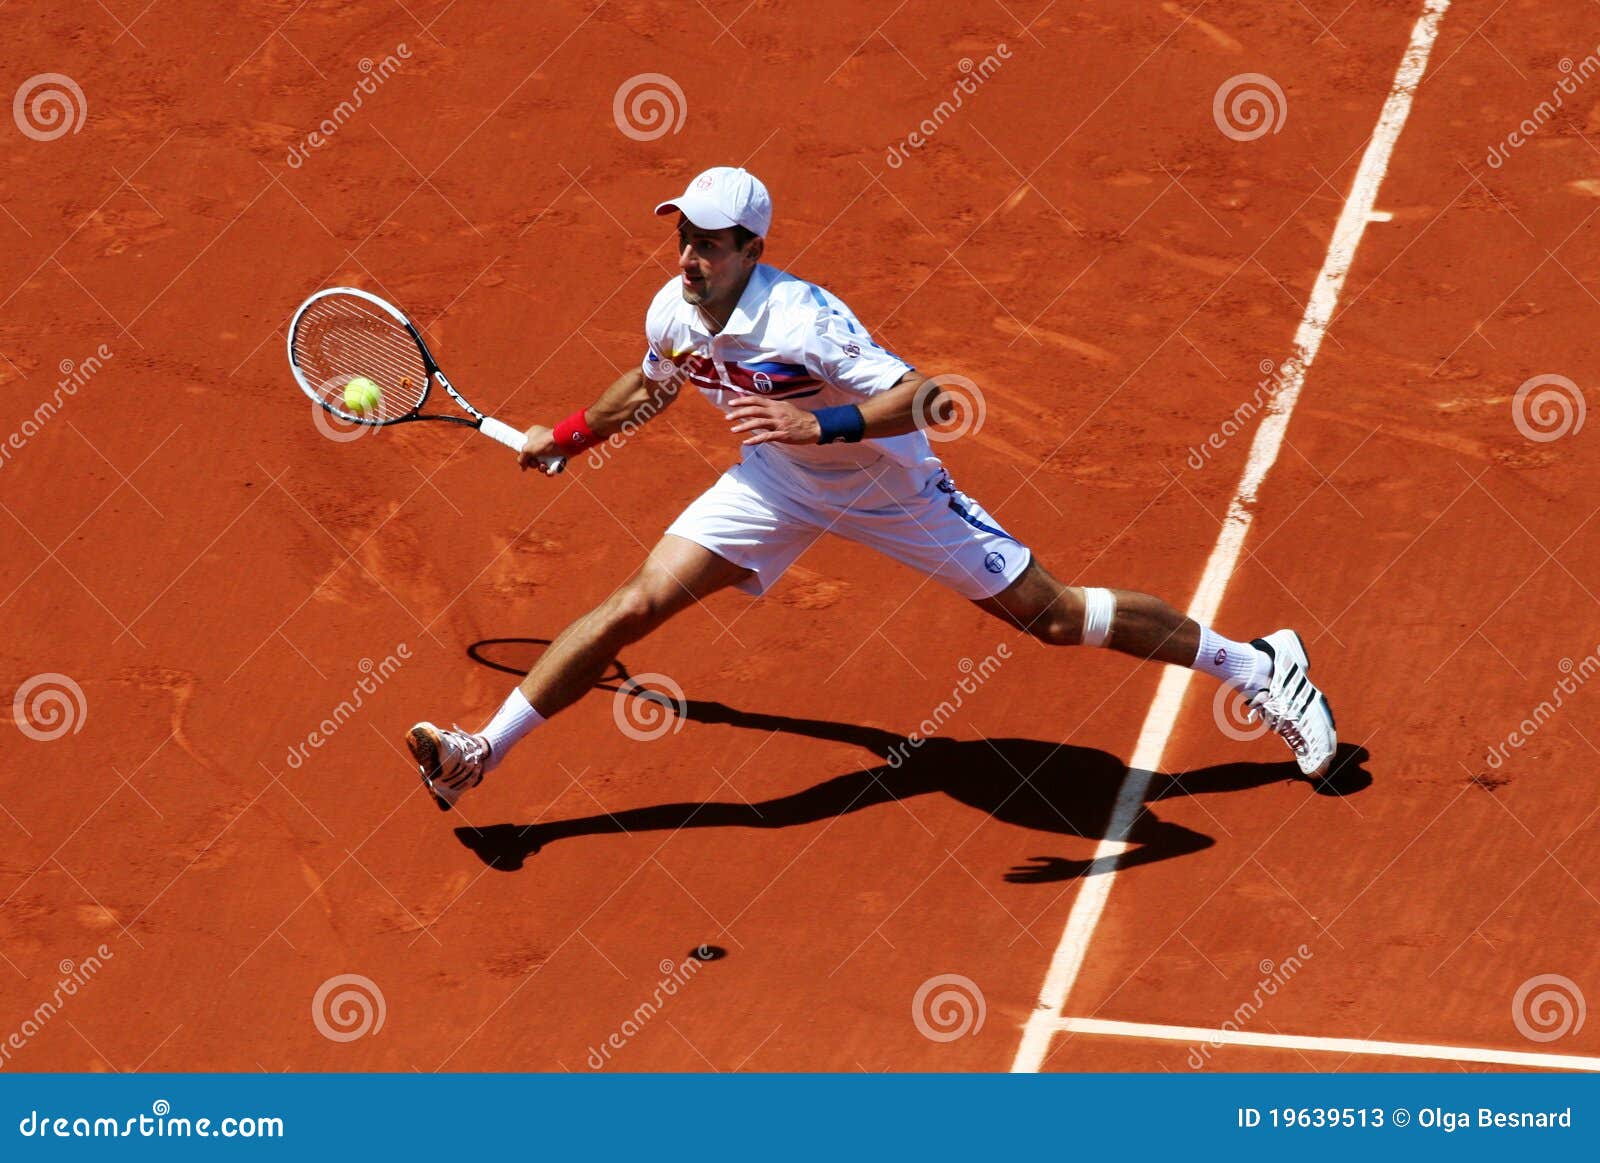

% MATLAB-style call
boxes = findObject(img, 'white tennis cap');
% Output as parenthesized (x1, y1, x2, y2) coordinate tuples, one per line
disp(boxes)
(655, 166, 772, 237)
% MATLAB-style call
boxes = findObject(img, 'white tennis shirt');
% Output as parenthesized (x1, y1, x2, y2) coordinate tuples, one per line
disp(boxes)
(641, 263, 942, 498)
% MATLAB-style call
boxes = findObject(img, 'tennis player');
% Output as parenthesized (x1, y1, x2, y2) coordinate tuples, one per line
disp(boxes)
(407, 166, 1336, 808)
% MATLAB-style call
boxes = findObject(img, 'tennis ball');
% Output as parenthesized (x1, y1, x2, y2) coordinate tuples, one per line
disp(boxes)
(343, 376, 382, 415)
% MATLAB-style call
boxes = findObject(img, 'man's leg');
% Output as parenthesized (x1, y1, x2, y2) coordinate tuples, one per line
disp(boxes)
(515, 534, 754, 719)
(410, 535, 753, 806)
(975, 559, 1269, 683)
(973, 560, 1245, 673)
(973, 559, 1335, 776)
(481, 533, 752, 757)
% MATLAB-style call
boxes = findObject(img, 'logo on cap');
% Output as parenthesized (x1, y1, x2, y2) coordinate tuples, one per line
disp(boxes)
(694, 174, 715, 191)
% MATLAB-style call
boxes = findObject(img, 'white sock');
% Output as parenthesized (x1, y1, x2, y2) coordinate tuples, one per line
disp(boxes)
(1193, 627, 1273, 693)
(479, 687, 545, 771)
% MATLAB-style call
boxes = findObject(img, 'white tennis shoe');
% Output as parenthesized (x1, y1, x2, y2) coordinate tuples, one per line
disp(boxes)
(1247, 630, 1337, 779)
(407, 722, 488, 810)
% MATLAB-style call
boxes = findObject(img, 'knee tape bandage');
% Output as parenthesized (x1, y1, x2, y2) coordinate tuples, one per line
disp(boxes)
(1080, 587, 1116, 648)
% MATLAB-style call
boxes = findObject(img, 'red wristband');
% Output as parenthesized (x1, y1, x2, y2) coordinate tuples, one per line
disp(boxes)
(552, 409, 596, 456)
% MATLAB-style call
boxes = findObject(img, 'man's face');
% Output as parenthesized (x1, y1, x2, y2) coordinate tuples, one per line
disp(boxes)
(676, 215, 761, 314)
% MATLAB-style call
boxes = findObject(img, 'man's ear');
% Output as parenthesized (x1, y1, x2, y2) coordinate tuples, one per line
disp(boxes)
(744, 236, 765, 266)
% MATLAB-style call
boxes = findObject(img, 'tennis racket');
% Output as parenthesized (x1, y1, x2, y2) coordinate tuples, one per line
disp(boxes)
(287, 287, 565, 473)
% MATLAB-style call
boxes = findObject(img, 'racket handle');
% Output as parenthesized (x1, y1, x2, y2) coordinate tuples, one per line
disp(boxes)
(480, 416, 566, 473)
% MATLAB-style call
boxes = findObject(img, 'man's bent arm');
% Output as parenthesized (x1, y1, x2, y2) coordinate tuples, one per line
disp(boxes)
(855, 371, 934, 439)
(725, 370, 939, 447)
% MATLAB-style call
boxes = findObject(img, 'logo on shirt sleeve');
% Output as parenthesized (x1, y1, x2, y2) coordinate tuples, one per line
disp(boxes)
(813, 309, 864, 355)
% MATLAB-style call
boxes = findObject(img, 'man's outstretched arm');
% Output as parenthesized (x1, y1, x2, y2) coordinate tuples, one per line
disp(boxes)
(519, 367, 684, 471)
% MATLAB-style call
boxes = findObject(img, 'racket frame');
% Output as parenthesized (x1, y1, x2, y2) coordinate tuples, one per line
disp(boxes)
(287, 286, 565, 470)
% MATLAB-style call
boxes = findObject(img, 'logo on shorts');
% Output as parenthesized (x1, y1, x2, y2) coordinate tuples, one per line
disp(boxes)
(843, 341, 860, 358)
(1214, 648, 1227, 666)
(983, 551, 1006, 574)
(752, 371, 773, 393)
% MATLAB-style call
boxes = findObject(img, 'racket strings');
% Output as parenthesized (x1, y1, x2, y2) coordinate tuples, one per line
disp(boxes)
(293, 295, 430, 421)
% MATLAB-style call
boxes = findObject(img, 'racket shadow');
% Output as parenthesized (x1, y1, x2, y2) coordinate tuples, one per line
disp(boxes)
(466, 636, 637, 693)
(457, 639, 1371, 880)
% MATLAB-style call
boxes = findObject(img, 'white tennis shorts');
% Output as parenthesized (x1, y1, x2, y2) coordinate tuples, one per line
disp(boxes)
(665, 447, 1030, 600)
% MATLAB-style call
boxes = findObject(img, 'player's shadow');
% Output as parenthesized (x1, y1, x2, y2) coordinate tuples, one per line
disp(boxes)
(457, 639, 1371, 881)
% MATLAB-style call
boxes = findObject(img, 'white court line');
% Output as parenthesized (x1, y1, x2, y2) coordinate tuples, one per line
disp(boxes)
(1056, 1017, 1600, 1073)
(1011, 0, 1454, 1074)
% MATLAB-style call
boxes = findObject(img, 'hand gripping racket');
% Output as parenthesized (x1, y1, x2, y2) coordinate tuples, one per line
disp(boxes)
(287, 287, 565, 473)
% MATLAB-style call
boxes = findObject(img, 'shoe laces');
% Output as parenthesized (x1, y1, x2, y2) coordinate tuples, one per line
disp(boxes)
(440, 725, 488, 783)
(1249, 696, 1307, 755)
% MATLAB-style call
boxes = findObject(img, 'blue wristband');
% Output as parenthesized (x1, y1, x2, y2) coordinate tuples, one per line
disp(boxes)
(814, 404, 865, 444)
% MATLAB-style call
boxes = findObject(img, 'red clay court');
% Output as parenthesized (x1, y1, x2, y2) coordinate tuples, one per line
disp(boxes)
(2, 0, 1597, 1073)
